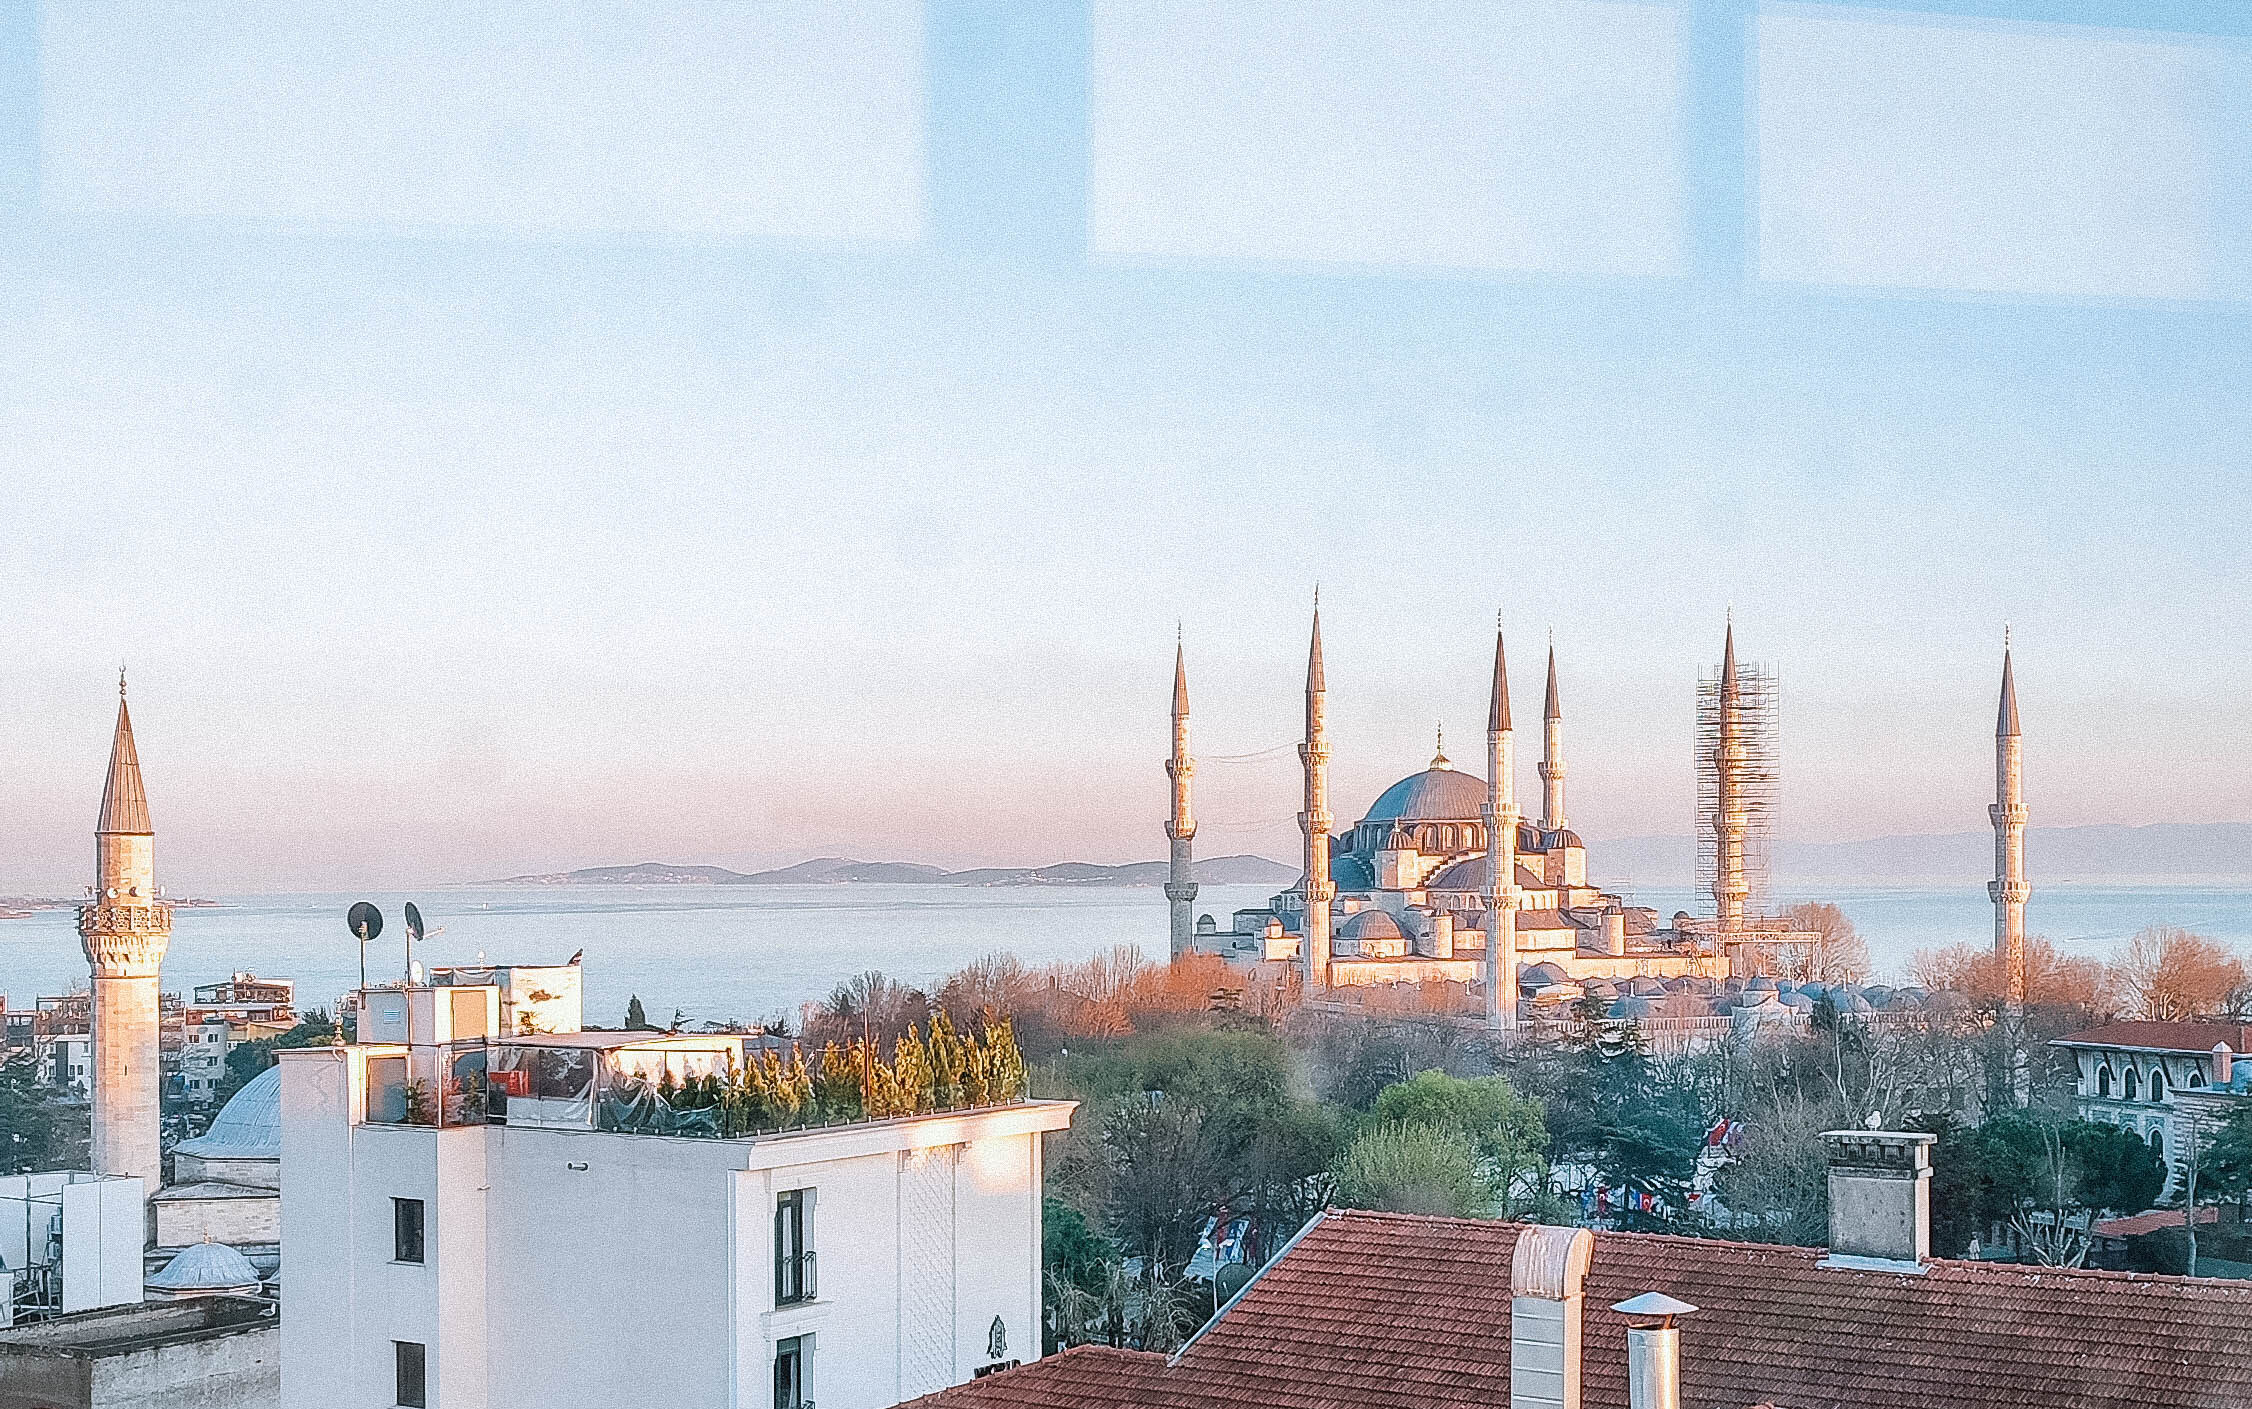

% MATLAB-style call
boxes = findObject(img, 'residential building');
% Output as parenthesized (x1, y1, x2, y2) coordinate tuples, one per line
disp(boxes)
(919, 1129, 2252, 1409)
(2054, 1020, 2252, 1191)
(279, 979, 1070, 1409)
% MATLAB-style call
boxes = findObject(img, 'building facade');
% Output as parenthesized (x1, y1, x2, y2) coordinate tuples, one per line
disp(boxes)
(2054, 1020, 2252, 1193)
(280, 984, 1070, 1409)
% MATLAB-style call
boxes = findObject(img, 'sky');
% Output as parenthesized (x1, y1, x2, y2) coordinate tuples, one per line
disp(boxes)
(2, 0, 2250, 892)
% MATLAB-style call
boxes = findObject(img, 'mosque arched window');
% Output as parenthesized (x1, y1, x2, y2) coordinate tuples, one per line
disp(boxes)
(2189, 1068, 2205, 1089)
(2149, 1126, 2165, 1158)
(2123, 1068, 2139, 1100)
(2150, 1068, 2167, 1101)
(2096, 1066, 2111, 1097)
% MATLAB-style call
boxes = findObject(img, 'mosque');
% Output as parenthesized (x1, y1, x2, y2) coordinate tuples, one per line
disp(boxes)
(1166, 612, 1733, 1019)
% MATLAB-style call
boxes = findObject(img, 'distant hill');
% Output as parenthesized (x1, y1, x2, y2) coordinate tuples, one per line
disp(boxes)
(481, 854, 1296, 888)
(1604, 822, 2252, 888)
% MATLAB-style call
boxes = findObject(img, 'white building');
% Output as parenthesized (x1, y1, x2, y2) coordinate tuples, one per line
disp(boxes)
(2054, 1019, 2252, 1191)
(279, 982, 1071, 1409)
(0, 1172, 145, 1327)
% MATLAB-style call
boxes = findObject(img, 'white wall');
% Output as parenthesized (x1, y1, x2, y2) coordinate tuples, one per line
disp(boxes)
(282, 1040, 1070, 1409)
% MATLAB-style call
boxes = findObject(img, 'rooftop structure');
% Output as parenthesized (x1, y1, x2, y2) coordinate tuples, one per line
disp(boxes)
(0, 1295, 276, 1409)
(2054, 1020, 2252, 1193)
(280, 977, 1069, 1409)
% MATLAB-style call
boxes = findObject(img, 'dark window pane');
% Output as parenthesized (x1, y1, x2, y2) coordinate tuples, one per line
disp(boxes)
(773, 1336, 804, 1409)
(395, 1340, 427, 1408)
(394, 1198, 426, 1264)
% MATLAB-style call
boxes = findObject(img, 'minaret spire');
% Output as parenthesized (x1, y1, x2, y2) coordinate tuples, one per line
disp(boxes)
(79, 670, 172, 1209)
(1990, 631, 2030, 1104)
(1165, 629, 1199, 959)
(1712, 617, 1749, 941)
(1482, 613, 1519, 1031)
(1299, 596, 1334, 989)
(1538, 635, 1566, 831)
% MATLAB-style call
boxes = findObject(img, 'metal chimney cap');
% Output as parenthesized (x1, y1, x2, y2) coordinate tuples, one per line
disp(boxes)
(1611, 1292, 1699, 1319)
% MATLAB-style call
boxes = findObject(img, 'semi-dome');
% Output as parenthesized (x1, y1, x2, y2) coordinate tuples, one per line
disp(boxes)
(1359, 767, 1489, 825)
(176, 1065, 282, 1162)
(147, 1239, 262, 1297)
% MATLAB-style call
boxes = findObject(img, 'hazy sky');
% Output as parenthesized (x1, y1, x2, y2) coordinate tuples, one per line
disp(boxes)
(3, 0, 2250, 892)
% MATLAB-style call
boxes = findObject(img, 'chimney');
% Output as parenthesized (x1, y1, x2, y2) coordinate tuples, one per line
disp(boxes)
(1509, 1225, 1594, 1409)
(1610, 1294, 1697, 1409)
(1819, 1130, 1936, 1271)
(2215, 1043, 2234, 1088)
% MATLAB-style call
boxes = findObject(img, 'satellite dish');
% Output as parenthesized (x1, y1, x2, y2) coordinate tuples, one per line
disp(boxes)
(404, 903, 425, 944)
(347, 901, 383, 941)
(1214, 1260, 1256, 1304)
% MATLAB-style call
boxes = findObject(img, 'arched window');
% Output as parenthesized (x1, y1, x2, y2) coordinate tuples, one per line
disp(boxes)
(2189, 1068, 2205, 1089)
(2150, 1126, 2165, 1159)
(2097, 1066, 2112, 1097)
(2124, 1068, 2139, 1100)
(2151, 1068, 2168, 1101)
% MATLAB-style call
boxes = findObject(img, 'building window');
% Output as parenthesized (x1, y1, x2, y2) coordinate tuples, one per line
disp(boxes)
(2151, 1068, 2168, 1101)
(393, 1198, 426, 1264)
(2124, 1068, 2140, 1100)
(394, 1340, 427, 1408)
(774, 1334, 810, 1409)
(2189, 1069, 2205, 1089)
(2097, 1066, 2111, 1097)
(775, 1189, 815, 1305)
(2150, 1126, 2165, 1158)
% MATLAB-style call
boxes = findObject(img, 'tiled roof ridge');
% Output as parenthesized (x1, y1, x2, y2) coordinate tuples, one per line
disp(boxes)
(1318, 1208, 2250, 1294)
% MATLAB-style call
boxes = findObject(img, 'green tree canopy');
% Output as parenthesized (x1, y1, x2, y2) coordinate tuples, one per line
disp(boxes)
(1331, 1123, 1494, 1218)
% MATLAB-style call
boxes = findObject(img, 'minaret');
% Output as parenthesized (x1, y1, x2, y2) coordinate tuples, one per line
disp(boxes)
(77, 671, 171, 1203)
(1165, 631, 1199, 959)
(1482, 617, 1519, 1030)
(1712, 621, 1749, 935)
(1538, 637, 1566, 832)
(1990, 634, 2029, 1014)
(1299, 600, 1334, 988)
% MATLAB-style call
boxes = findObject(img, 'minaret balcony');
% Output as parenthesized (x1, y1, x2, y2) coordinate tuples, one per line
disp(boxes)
(77, 902, 173, 937)
(1990, 803, 2028, 825)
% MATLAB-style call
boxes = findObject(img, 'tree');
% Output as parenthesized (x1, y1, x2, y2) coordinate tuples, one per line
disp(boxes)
(2111, 927, 2249, 1021)
(1331, 1123, 1494, 1217)
(1776, 902, 1870, 984)
(0, 1054, 87, 1174)
(625, 995, 651, 1030)
(1372, 1070, 1548, 1215)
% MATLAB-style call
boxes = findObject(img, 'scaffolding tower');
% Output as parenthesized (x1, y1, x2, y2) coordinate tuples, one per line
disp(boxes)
(1690, 653, 1814, 975)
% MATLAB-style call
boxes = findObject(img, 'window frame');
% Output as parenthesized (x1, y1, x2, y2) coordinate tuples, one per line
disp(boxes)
(774, 1333, 811, 1409)
(393, 1196, 427, 1265)
(394, 1339, 427, 1408)
(775, 1188, 815, 1306)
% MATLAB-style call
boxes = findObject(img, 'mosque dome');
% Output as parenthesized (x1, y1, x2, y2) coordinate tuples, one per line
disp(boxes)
(1359, 767, 1489, 826)
(176, 1065, 282, 1162)
(146, 1239, 262, 1297)
(1339, 909, 1405, 943)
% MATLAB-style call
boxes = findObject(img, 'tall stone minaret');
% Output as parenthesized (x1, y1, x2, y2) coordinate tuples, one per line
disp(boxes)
(1164, 631, 1199, 959)
(1538, 637, 1566, 832)
(77, 672, 170, 1202)
(1712, 621, 1749, 935)
(1990, 636, 2028, 1012)
(1482, 618, 1519, 1030)
(1298, 601, 1333, 989)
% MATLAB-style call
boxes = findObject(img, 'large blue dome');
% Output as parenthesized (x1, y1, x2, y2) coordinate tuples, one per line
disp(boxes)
(177, 1065, 281, 1161)
(1358, 766, 1488, 825)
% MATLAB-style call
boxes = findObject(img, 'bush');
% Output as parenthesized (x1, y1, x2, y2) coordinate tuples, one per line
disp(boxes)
(1331, 1123, 1494, 1218)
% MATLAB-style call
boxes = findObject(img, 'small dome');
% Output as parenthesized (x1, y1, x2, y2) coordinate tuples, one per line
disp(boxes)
(1609, 996, 1656, 1020)
(1745, 976, 1778, 993)
(176, 1066, 282, 1162)
(1581, 979, 1619, 1000)
(1863, 985, 1895, 1005)
(147, 1240, 261, 1295)
(1839, 992, 1874, 1014)
(1339, 909, 1404, 942)
(1623, 976, 1668, 997)
(1773, 980, 1800, 995)
(1778, 992, 1815, 1011)
(1544, 828, 1584, 849)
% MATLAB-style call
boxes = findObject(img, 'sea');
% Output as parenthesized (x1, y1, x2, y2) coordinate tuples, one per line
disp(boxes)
(5, 882, 2252, 1029)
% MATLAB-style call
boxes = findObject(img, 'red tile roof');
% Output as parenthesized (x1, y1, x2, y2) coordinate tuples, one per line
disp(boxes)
(2093, 1206, 2223, 1239)
(2055, 1021, 2252, 1055)
(918, 1211, 2252, 1409)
